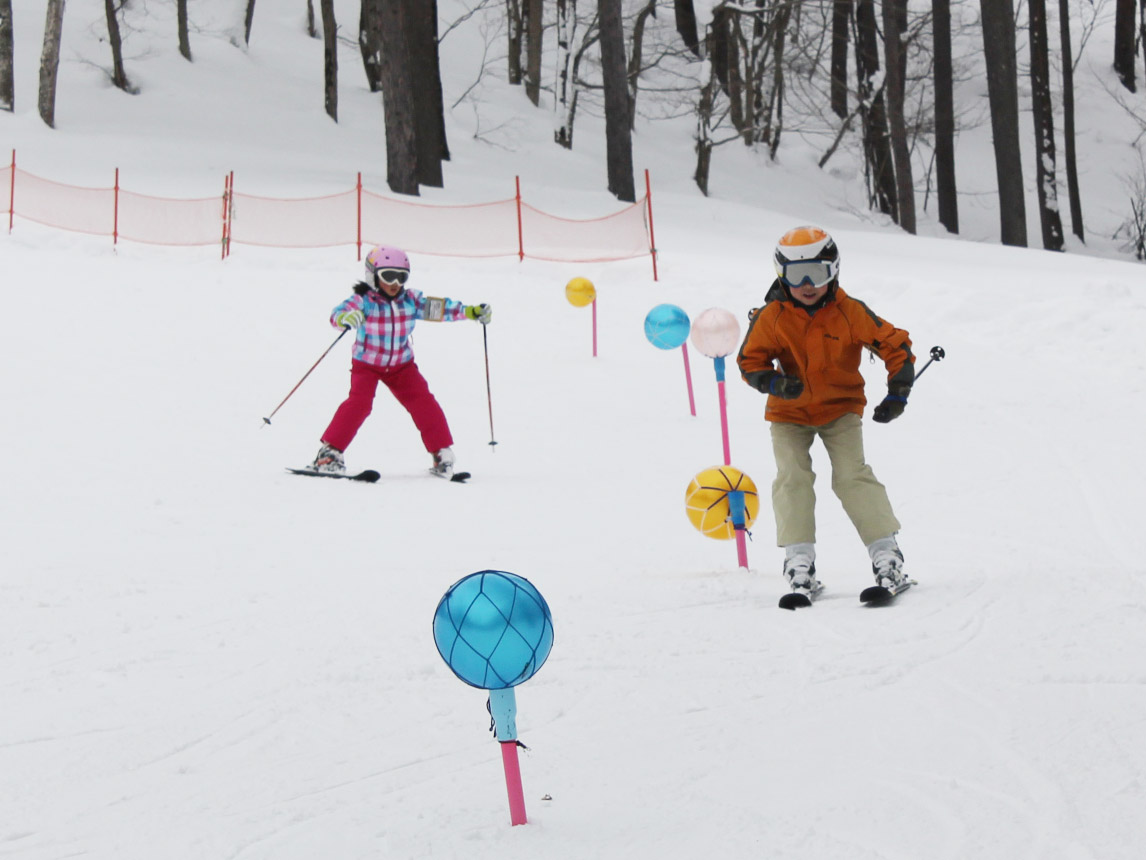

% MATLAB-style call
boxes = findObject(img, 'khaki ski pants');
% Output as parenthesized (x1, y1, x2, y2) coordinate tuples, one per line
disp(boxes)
(769, 412, 900, 547)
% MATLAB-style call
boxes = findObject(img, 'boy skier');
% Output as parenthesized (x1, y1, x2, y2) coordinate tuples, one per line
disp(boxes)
(736, 226, 915, 603)
(308, 245, 491, 479)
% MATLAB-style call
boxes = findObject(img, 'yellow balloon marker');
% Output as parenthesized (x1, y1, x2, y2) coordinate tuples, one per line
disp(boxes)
(564, 277, 597, 307)
(685, 466, 759, 573)
(565, 277, 598, 356)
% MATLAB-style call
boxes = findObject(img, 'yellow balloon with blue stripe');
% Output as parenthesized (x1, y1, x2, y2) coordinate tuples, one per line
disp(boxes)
(685, 466, 759, 540)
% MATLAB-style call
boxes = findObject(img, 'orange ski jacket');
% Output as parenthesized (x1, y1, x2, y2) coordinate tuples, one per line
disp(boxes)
(737, 283, 915, 426)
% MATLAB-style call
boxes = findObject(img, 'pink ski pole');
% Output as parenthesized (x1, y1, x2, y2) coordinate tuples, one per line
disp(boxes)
(681, 342, 697, 417)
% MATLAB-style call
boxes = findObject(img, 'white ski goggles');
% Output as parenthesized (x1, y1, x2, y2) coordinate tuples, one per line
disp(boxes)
(777, 258, 838, 289)
(376, 268, 409, 285)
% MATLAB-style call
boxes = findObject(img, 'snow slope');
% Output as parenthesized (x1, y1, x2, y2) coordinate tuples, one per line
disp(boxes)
(3, 3, 1146, 859)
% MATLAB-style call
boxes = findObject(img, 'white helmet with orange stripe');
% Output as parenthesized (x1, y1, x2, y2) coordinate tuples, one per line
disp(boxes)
(773, 226, 840, 289)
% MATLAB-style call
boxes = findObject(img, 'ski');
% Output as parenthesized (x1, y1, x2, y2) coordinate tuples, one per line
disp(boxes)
(287, 468, 381, 482)
(778, 582, 824, 610)
(430, 469, 471, 483)
(859, 580, 916, 606)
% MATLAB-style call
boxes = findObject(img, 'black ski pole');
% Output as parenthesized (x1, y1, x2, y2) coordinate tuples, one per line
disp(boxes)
(261, 327, 350, 426)
(913, 345, 946, 383)
(482, 324, 498, 450)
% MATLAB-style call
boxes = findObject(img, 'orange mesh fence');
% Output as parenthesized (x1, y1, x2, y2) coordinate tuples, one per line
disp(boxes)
(13, 169, 116, 237)
(362, 192, 519, 258)
(118, 189, 225, 246)
(4, 157, 657, 274)
(519, 200, 650, 262)
(230, 190, 358, 248)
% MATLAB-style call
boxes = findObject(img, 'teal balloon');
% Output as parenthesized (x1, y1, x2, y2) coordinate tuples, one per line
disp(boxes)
(433, 571, 554, 689)
(644, 304, 691, 350)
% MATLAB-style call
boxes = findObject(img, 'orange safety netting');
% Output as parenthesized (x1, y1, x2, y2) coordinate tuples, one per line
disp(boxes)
(119, 189, 226, 246)
(519, 200, 651, 263)
(361, 192, 520, 259)
(12, 169, 117, 237)
(4, 158, 657, 273)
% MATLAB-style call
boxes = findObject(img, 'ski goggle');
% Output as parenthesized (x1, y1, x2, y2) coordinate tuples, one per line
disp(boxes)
(376, 268, 409, 285)
(777, 258, 838, 289)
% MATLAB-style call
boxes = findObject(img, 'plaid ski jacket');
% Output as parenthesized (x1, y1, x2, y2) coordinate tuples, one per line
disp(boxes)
(330, 287, 467, 370)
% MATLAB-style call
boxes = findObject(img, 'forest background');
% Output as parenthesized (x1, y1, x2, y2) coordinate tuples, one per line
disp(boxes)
(3, 0, 1146, 262)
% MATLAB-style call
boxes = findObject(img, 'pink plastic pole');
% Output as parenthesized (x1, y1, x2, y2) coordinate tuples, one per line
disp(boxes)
(500, 742, 528, 826)
(717, 378, 731, 465)
(681, 342, 696, 417)
(591, 297, 598, 358)
(735, 529, 749, 569)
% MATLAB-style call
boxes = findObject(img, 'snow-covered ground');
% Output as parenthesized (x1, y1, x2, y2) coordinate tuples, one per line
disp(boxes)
(3, 3, 1146, 859)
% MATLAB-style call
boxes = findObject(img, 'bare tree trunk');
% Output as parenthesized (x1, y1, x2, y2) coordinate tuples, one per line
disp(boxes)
(307, 0, 317, 38)
(320, 0, 337, 121)
(1029, 0, 1064, 249)
(360, 0, 382, 91)
(1059, 0, 1084, 241)
(177, 0, 191, 60)
(882, 0, 914, 233)
(766, 1, 790, 158)
(244, 0, 256, 45)
(933, 0, 957, 233)
(0, 0, 13, 111)
(980, 0, 1027, 246)
(407, 0, 448, 186)
(507, 0, 523, 85)
(105, 0, 131, 91)
(553, 0, 586, 149)
(855, 0, 897, 219)
(1114, 0, 1136, 91)
(675, 0, 700, 57)
(599, 0, 634, 202)
(525, 0, 542, 105)
(830, 0, 850, 119)
(695, 69, 716, 196)
(379, 0, 418, 194)
(1140, 0, 1146, 88)
(627, 0, 657, 130)
(38, 0, 65, 128)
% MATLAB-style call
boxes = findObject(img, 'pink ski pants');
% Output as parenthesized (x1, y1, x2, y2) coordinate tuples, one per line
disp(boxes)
(322, 359, 453, 454)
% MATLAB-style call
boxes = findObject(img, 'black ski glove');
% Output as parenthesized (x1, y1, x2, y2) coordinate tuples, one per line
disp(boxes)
(748, 370, 804, 400)
(770, 374, 805, 399)
(872, 394, 907, 423)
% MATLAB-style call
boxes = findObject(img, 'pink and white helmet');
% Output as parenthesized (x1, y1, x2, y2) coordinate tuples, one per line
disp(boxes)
(364, 245, 411, 283)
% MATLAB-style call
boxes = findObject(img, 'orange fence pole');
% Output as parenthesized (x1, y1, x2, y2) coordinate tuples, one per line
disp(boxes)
(220, 173, 231, 260)
(645, 168, 658, 282)
(515, 175, 524, 262)
(356, 171, 363, 260)
(8, 150, 14, 234)
(113, 168, 120, 247)
(226, 171, 234, 258)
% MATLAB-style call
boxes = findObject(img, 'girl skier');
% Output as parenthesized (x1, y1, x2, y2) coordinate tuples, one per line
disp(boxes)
(308, 245, 491, 479)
